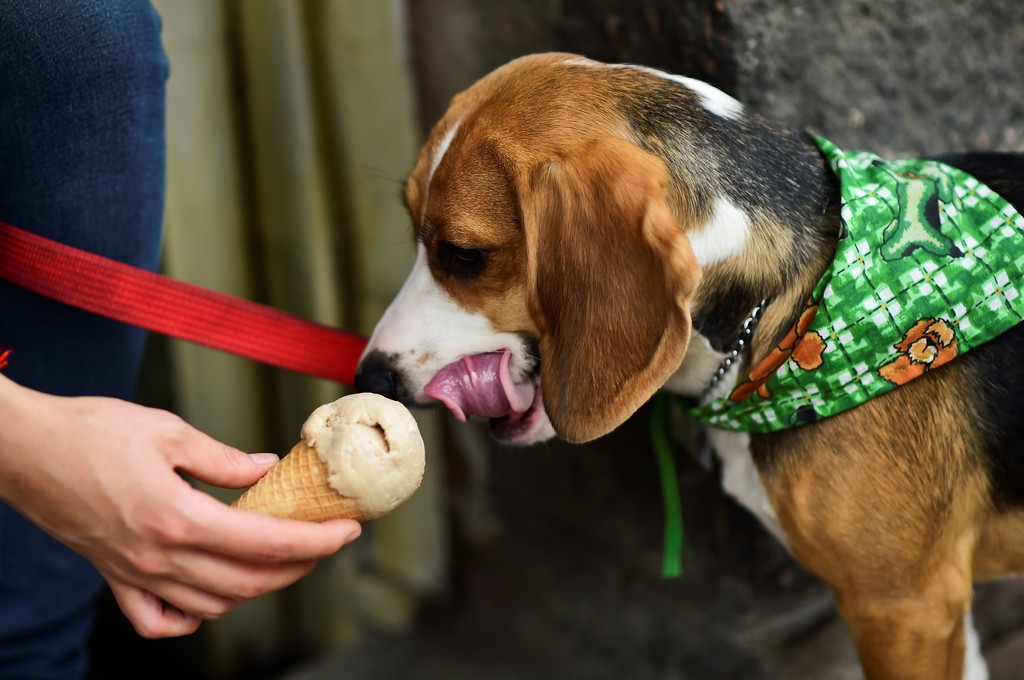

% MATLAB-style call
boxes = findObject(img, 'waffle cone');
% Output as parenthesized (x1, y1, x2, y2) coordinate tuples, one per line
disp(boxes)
(232, 441, 368, 522)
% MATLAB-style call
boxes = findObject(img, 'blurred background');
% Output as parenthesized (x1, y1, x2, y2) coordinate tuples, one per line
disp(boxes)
(87, 0, 1024, 678)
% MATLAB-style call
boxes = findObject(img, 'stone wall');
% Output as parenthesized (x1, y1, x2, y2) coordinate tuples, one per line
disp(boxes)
(410, 0, 1024, 154)
(730, 0, 1024, 154)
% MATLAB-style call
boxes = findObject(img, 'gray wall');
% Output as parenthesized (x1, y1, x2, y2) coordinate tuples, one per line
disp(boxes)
(410, 0, 1024, 154)
(731, 0, 1024, 154)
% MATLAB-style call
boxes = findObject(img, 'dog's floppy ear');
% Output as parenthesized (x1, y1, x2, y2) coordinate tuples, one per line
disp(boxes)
(521, 136, 701, 443)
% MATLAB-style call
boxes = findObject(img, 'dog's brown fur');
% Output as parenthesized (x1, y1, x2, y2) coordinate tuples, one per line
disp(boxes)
(358, 53, 1024, 679)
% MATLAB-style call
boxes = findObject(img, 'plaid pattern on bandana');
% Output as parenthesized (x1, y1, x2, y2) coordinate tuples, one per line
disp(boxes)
(685, 136, 1024, 432)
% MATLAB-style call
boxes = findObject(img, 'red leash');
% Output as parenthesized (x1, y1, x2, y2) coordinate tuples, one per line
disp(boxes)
(0, 221, 368, 385)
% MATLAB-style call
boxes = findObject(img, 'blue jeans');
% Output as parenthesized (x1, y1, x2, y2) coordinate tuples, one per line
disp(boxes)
(0, 1, 167, 678)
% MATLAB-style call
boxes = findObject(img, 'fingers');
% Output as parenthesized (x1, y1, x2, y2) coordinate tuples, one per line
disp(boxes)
(171, 425, 281, 489)
(221, 513, 363, 563)
(103, 411, 363, 634)
(182, 490, 362, 562)
(107, 552, 319, 637)
(149, 413, 362, 561)
(162, 548, 319, 606)
(108, 580, 202, 639)
(120, 490, 359, 604)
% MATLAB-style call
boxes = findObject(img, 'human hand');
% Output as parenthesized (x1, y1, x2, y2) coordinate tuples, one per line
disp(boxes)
(0, 375, 361, 638)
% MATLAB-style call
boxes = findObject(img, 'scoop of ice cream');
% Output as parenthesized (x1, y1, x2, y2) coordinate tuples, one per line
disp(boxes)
(301, 392, 425, 519)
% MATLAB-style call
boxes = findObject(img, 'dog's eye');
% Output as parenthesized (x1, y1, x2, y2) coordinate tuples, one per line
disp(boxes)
(437, 242, 487, 279)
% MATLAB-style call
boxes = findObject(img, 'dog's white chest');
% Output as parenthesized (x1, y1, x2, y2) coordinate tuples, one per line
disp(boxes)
(665, 332, 787, 544)
(709, 429, 788, 546)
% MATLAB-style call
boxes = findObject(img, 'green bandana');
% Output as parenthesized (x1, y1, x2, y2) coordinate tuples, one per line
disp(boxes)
(685, 136, 1024, 432)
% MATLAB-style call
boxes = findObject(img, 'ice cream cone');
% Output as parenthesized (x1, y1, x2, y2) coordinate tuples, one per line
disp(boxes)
(231, 393, 425, 522)
(232, 441, 369, 521)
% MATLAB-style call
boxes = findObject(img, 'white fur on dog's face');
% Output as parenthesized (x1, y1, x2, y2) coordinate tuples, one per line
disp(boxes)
(365, 242, 536, 401)
(365, 244, 555, 443)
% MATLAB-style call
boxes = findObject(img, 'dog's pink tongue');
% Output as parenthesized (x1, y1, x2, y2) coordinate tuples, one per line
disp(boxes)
(424, 349, 534, 421)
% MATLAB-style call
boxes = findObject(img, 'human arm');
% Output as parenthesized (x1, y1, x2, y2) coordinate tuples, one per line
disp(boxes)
(0, 373, 361, 638)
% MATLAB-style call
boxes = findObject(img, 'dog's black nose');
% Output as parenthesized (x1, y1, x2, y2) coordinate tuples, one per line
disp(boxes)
(354, 349, 400, 400)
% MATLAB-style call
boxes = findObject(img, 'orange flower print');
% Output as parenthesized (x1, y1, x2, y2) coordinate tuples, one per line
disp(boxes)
(0, 347, 9, 371)
(879, 318, 958, 386)
(730, 301, 826, 402)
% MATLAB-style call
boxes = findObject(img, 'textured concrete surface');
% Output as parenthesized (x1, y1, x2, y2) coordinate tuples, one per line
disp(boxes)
(729, 0, 1024, 154)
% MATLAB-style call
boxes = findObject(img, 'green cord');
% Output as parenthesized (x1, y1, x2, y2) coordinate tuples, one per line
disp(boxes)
(649, 392, 686, 577)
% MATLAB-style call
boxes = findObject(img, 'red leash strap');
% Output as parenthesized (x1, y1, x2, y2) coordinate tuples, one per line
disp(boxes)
(0, 221, 368, 385)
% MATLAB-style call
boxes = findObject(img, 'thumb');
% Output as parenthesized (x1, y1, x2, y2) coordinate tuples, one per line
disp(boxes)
(176, 431, 280, 489)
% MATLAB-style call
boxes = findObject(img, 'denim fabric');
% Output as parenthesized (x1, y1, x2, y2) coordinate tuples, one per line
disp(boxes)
(0, 1, 168, 677)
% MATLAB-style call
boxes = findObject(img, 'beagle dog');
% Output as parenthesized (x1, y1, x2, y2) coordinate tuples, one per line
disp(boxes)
(355, 52, 1024, 680)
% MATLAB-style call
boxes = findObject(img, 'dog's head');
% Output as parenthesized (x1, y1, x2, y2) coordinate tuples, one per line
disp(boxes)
(356, 53, 702, 444)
